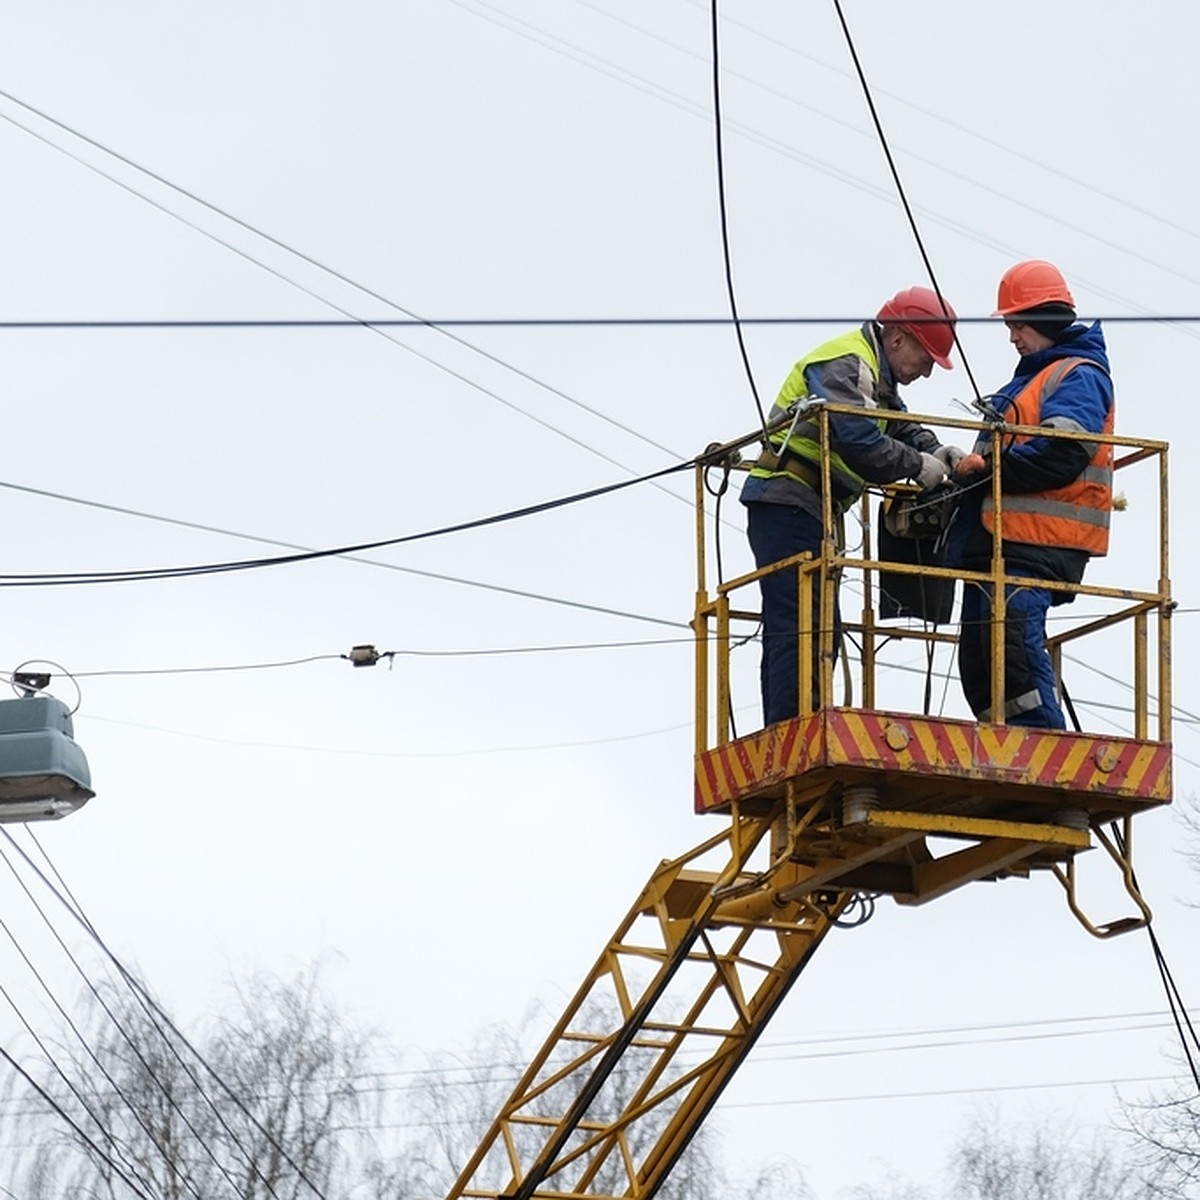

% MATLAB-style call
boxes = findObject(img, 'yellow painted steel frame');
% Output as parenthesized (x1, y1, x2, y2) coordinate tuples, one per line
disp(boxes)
(446, 411, 1170, 1200)
(691, 406, 1172, 942)
(694, 405, 1172, 746)
(445, 811, 847, 1200)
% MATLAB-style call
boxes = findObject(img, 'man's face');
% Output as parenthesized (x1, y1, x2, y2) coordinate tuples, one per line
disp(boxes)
(1004, 320, 1054, 357)
(884, 330, 935, 385)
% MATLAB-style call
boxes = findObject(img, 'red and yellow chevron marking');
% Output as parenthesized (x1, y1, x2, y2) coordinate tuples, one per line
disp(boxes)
(694, 708, 1172, 814)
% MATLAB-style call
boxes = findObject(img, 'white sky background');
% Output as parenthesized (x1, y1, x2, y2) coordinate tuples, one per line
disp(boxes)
(0, 1, 1197, 1196)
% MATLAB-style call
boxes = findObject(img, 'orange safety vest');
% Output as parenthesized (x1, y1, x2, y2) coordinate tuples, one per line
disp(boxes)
(977, 357, 1114, 556)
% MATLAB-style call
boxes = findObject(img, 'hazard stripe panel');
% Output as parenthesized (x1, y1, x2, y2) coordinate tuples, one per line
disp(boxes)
(694, 708, 1172, 814)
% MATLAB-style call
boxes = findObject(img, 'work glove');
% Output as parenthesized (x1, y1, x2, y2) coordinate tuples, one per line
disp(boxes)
(934, 444, 967, 472)
(913, 451, 947, 491)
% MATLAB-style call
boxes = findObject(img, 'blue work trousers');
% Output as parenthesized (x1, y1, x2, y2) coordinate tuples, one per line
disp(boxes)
(958, 581, 1064, 729)
(746, 502, 840, 726)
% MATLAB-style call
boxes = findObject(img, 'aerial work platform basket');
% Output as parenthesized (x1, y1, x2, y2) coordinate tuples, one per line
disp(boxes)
(692, 403, 1172, 936)
(446, 407, 1172, 1200)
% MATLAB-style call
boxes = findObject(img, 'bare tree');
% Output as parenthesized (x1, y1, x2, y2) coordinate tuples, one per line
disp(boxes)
(1123, 1085, 1200, 1199)
(947, 1111, 1157, 1200)
(1115, 795, 1200, 1197)
(392, 1004, 811, 1200)
(842, 1109, 1162, 1200)
(1, 961, 397, 1199)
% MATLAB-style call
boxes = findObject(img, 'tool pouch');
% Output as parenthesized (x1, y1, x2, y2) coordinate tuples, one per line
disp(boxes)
(878, 485, 958, 624)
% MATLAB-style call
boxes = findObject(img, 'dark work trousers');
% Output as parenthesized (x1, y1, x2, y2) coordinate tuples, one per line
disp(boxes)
(958, 581, 1064, 728)
(746, 501, 841, 726)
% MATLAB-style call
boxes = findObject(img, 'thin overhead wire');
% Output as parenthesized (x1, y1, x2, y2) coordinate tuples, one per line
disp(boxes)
(0, 846, 224, 1200)
(0, 479, 686, 629)
(460, 0, 1200, 333)
(709, 0, 766, 433)
(1108, 823, 1200, 1094)
(0, 1044, 155, 1199)
(0, 458, 693, 589)
(695, 0, 1200, 250)
(830, 0, 981, 402)
(8, 828, 331, 1200)
(0, 88, 687, 476)
(594, 0, 1200, 300)
(0, 314, 1197, 329)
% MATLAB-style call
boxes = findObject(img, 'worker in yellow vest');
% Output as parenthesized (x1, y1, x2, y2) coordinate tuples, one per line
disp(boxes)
(948, 260, 1114, 728)
(741, 286, 961, 726)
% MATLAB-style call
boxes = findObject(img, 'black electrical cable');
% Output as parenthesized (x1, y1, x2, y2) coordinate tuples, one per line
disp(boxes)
(456, 0, 1200, 330)
(0, 1044, 155, 1200)
(1106, 823, 1200, 1095)
(69, 654, 344, 679)
(0, 90, 690, 475)
(582, 0, 1200, 303)
(0, 478, 687, 629)
(709, 0, 767, 434)
(9, 828, 332, 1200)
(0, 842, 252, 1200)
(0, 457, 693, 589)
(0, 314, 1196, 329)
(21, 640, 693, 686)
(0, 946, 163, 1198)
(701, 0, 1200, 252)
(829, 0, 983, 405)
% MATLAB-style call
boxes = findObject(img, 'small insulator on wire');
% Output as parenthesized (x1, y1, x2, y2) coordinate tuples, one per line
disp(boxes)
(348, 644, 381, 668)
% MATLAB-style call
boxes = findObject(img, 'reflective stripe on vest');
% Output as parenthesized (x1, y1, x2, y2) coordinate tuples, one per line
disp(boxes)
(749, 326, 885, 510)
(979, 358, 1114, 556)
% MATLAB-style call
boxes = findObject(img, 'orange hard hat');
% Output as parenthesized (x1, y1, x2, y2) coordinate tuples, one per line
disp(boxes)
(876, 286, 957, 369)
(993, 260, 1075, 316)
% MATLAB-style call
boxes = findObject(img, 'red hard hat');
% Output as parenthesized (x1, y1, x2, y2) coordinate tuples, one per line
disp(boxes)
(876, 286, 957, 369)
(993, 260, 1075, 316)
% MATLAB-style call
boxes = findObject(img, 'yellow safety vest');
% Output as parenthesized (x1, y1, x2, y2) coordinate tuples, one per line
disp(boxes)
(749, 327, 888, 513)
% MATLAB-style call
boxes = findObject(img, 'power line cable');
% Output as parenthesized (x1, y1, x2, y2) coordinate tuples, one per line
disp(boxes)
(0, 89, 692, 485)
(68, 638, 692, 679)
(1108, 822, 1200, 1095)
(70, 654, 345, 679)
(0, 458, 693, 589)
(452, 0, 1195, 335)
(270, 1073, 1181, 1134)
(2, 313, 1199, 329)
(830, 0, 980, 402)
(0, 1044, 154, 1200)
(695, 0, 1200, 252)
(9, 828, 331, 1200)
(0, 842, 247, 1200)
(0, 1014, 1182, 1113)
(0, 858, 280, 1200)
(0, 477, 686, 628)
(720, 1073, 1178, 1110)
(83, 710, 693, 759)
(709, 0, 765, 433)
(0, 921, 163, 1198)
(654, 0, 1200, 301)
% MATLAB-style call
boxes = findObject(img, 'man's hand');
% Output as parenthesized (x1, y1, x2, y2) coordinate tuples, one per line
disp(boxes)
(934, 444, 967, 472)
(913, 451, 947, 491)
(954, 452, 987, 480)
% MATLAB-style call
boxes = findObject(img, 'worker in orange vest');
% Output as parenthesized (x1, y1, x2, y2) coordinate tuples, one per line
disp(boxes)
(948, 260, 1115, 728)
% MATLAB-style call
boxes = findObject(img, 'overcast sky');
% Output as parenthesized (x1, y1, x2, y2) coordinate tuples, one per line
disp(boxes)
(0, 2, 1197, 1196)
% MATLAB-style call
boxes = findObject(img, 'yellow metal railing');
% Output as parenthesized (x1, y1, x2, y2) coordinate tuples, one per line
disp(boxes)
(693, 404, 1172, 755)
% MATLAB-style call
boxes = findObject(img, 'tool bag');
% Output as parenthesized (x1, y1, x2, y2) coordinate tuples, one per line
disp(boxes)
(877, 485, 957, 625)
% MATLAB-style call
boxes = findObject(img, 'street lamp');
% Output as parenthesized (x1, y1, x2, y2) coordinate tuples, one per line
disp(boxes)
(0, 688, 93, 823)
